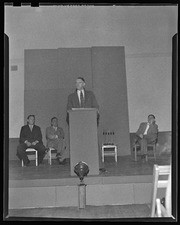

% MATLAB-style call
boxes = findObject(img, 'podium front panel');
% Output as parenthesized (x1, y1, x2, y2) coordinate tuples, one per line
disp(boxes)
(69, 109, 99, 176)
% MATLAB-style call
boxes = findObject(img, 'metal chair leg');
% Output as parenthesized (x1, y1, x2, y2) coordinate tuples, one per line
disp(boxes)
(134, 145, 137, 161)
(102, 147, 104, 162)
(49, 149, 52, 165)
(145, 154, 148, 162)
(35, 151, 38, 166)
(154, 145, 156, 161)
(115, 147, 117, 162)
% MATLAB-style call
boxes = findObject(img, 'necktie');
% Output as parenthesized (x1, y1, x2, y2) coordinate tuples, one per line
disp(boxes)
(80, 91, 84, 107)
(144, 123, 149, 135)
(30, 125, 33, 131)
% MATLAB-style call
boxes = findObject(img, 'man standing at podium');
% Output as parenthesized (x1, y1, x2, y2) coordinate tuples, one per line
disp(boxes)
(67, 77, 103, 175)
(66, 77, 99, 125)
(67, 77, 106, 174)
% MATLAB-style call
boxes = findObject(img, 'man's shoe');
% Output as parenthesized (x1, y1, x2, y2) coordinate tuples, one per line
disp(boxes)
(59, 159, 66, 165)
(56, 153, 63, 163)
(99, 168, 107, 173)
(45, 148, 49, 153)
(38, 159, 44, 166)
(141, 154, 145, 159)
(56, 153, 61, 158)
(24, 159, 30, 167)
(141, 154, 147, 163)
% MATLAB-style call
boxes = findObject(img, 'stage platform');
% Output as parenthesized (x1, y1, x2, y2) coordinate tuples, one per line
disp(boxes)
(8, 154, 170, 209)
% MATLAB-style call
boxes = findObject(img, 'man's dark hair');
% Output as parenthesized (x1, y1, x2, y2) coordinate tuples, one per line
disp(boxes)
(77, 77, 85, 83)
(51, 117, 58, 122)
(148, 114, 155, 119)
(27, 115, 35, 120)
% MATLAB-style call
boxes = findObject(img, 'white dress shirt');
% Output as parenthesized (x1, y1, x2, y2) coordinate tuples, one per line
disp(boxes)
(53, 126, 58, 138)
(29, 125, 33, 131)
(143, 123, 150, 135)
(77, 89, 85, 104)
(53, 126, 57, 131)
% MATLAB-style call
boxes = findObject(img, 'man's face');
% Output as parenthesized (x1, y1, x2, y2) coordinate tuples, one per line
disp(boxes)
(76, 79, 85, 90)
(52, 118, 58, 127)
(148, 116, 155, 124)
(28, 116, 35, 125)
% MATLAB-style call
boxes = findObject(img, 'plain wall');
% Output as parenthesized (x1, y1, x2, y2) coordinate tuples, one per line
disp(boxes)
(126, 54, 172, 132)
(5, 6, 177, 137)
(92, 46, 130, 155)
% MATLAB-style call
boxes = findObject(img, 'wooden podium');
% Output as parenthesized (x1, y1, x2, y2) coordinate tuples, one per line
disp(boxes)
(68, 108, 99, 176)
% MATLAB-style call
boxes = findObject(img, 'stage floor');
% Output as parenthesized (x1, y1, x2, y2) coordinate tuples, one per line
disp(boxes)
(9, 154, 171, 181)
(8, 204, 151, 219)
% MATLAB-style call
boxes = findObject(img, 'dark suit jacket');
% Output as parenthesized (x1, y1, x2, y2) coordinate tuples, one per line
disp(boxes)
(136, 122, 158, 142)
(67, 89, 99, 111)
(66, 89, 99, 124)
(19, 124, 43, 144)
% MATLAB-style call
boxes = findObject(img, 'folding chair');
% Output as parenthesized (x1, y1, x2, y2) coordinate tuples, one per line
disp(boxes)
(102, 130, 117, 162)
(151, 164, 171, 217)
(133, 141, 157, 162)
(21, 148, 38, 167)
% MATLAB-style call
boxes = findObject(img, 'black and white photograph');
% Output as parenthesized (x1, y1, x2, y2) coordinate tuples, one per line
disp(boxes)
(4, 3, 178, 221)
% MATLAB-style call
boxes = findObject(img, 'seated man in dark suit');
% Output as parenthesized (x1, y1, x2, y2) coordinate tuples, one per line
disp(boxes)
(134, 114, 158, 160)
(66, 77, 100, 125)
(16, 115, 47, 166)
(46, 117, 66, 165)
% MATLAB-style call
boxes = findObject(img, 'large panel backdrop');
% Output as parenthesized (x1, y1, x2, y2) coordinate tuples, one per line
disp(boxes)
(24, 46, 130, 157)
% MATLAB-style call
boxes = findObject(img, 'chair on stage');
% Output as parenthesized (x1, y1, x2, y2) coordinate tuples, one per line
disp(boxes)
(46, 147, 57, 165)
(102, 130, 117, 162)
(133, 140, 157, 162)
(151, 164, 171, 217)
(21, 148, 38, 167)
